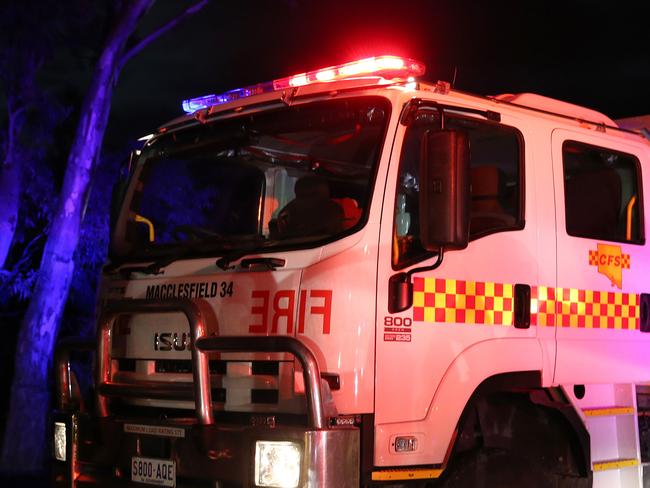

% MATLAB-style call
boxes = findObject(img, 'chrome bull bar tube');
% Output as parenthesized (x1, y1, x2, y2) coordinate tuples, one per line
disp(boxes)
(93, 299, 327, 430)
(96, 299, 214, 424)
(55, 337, 95, 410)
(196, 335, 326, 430)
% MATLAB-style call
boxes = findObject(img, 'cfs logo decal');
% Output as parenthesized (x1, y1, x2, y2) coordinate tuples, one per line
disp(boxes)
(588, 243, 630, 289)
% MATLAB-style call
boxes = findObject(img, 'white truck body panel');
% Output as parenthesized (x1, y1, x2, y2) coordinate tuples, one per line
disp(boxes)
(56, 56, 650, 487)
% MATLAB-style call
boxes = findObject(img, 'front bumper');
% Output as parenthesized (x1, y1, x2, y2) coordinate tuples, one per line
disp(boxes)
(53, 299, 359, 487)
(52, 412, 359, 488)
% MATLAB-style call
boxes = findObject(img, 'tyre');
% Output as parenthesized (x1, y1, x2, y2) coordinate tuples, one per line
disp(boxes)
(431, 389, 592, 488)
(435, 446, 590, 488)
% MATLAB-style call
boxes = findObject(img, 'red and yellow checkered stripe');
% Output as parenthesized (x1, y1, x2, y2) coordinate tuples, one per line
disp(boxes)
(413, 277, 515, 326)
(413, 277, 639, 330)
(532, 286, 639, 329)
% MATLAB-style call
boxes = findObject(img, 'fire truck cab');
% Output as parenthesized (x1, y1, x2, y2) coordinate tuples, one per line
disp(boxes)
(53, 56, 650, 488)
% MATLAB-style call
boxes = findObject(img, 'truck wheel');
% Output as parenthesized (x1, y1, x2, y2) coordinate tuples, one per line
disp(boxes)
(430, 389, 591, 488)
(436, 446, 590, 488)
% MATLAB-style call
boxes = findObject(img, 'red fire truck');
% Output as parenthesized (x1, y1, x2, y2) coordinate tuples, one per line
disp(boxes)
(53, 55, 650, 487)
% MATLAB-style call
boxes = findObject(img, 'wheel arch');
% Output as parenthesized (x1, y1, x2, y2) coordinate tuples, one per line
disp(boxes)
(422, 338, 545, 462)
(373, 339, 591, 485)
(375, 338, 544, 466)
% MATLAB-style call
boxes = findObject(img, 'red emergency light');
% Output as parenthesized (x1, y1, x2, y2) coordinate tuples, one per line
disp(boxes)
(182, 55, 426, 113)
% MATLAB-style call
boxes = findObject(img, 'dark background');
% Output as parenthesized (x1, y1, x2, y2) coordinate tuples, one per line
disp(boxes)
(0, 0, 648, 483)
(107, 0, 649, 149)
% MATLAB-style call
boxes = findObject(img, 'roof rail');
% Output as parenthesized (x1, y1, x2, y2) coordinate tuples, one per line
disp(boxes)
(495, 93, 617, 127)
(616, 115, 650, 141)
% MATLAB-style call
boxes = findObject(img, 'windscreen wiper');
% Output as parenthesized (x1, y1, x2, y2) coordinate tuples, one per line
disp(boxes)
(109, 234, 270, 278)
(110, 239, 228, 278)
(216, 254, 286, 271)
(114, 245, 198, 278)
(215, 251, 245, 271)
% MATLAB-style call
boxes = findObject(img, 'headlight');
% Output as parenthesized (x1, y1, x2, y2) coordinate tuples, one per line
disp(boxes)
(54, 422, 67, 462)
(254, 441, 301, 488)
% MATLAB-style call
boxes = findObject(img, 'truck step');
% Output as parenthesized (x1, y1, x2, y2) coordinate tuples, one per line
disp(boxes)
(592, 458, 639, 471)
(371, 467, 443, 481)
(583, 406, 635, 417)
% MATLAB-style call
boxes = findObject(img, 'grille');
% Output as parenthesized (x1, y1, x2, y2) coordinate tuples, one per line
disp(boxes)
(154, 359, 227, 375)
(153, 359, 278, 376)
(116, 359, 282, 406)
(117, 358, 136, 372)
(251, 389, 279, 404)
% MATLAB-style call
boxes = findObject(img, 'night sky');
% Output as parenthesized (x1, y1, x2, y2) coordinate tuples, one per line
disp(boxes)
(105, 0, 650, 149)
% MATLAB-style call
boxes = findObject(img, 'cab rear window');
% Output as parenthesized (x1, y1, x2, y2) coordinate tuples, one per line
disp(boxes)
(563, 141, 644, 244)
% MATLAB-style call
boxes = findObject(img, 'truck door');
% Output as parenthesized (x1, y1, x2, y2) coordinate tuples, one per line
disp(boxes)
(373, 107, 549, 467)
(551, 128, 650, 384)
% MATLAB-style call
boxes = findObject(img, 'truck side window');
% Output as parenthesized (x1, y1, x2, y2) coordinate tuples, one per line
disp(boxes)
(563, 140, 643, 244)
(393, 114, 523, 269)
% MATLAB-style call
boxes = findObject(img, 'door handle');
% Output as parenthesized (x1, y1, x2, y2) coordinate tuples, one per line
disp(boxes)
(514, 284, 531, 329)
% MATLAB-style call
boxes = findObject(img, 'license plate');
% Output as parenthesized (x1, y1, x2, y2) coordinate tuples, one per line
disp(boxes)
(131, 457, 176, 487)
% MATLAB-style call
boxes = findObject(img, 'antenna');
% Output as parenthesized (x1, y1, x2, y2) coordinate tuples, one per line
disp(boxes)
(452, 66, 458, 88)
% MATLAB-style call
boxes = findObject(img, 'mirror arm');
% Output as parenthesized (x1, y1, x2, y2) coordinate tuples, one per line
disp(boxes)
(407, 248, 444, 282)
(388, 249, 445, 313)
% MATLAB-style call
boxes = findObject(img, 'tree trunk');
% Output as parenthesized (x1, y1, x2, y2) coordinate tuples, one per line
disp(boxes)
(0, 159, 21, 269)
(0, 0, 153, 472)
(0, 106, 25, 269)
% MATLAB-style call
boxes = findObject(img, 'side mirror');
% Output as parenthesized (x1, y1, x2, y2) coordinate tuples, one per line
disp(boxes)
(419, 129, 470, 251)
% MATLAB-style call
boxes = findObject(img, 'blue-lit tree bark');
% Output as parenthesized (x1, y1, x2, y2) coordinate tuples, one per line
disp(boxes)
(1, 0, 207, 471)
(0, 2, 55, 270)
(0, 104, 23, 269)
(1, 0, 153, 471)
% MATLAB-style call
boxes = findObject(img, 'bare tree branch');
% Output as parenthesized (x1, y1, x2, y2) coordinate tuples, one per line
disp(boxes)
(117, 0, 209, 73)
(0, 230, 46, 284)
(11, 231, 46, 272)
(3, 103, 27, 165)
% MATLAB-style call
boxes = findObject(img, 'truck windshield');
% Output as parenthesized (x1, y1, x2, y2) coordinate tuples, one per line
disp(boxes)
(112, 96, 390, 259)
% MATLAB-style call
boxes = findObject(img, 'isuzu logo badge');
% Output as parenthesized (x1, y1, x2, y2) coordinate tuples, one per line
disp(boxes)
(153, 332, 191, 351)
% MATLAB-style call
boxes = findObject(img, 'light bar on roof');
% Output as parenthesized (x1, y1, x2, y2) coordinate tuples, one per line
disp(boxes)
(181, 55, 426, 114)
